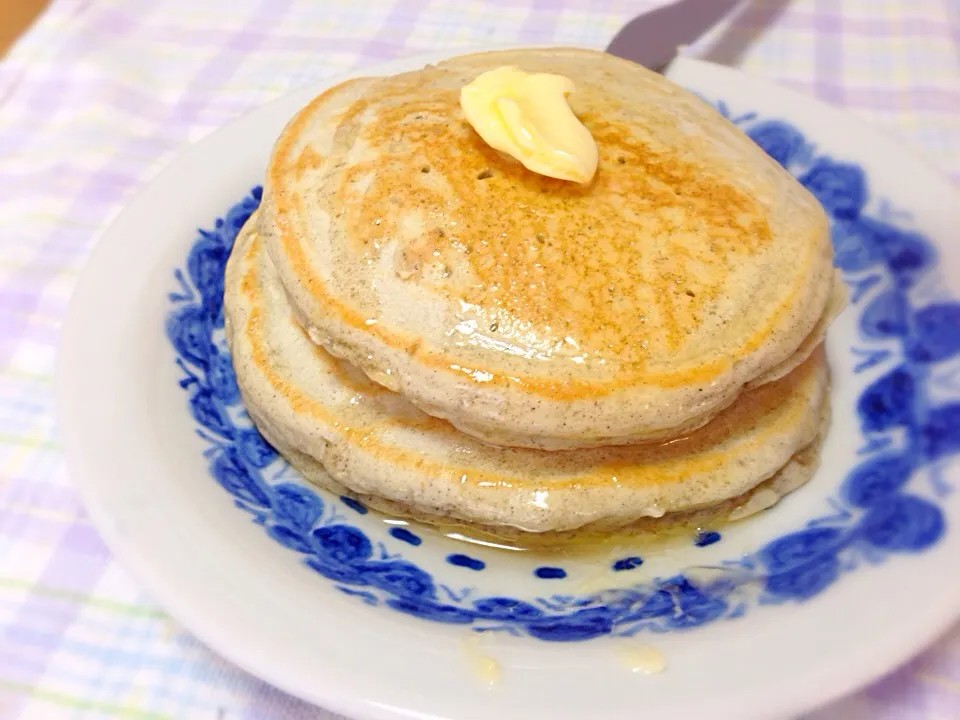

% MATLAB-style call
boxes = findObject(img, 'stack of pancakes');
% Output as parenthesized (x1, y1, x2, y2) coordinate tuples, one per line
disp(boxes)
(224, 48, 844, 534)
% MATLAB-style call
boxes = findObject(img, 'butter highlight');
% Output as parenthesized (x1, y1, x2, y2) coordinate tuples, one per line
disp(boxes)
(460, 66, 599, 184)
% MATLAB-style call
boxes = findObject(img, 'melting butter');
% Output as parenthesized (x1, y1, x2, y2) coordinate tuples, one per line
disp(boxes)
(460, 66, 598, 184)
(462, 634, 502, 686)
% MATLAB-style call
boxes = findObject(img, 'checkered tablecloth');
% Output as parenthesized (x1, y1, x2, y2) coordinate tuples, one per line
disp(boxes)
(1, 0, 958, 717)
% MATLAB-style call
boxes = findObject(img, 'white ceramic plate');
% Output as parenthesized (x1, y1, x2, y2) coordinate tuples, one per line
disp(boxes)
(58, 52, 960, 720)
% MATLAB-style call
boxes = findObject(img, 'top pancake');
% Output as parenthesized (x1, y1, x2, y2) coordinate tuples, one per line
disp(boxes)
(259, 48, 837, 450)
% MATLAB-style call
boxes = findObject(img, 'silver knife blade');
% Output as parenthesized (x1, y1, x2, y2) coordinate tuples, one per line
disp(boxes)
(605, 0, 741, 71)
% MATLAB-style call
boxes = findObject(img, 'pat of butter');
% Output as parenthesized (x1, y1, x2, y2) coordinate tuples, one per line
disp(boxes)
(460, 66, 598, 184)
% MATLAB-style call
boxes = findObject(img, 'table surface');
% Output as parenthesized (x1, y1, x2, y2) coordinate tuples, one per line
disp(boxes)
(1, 0, 959, 718)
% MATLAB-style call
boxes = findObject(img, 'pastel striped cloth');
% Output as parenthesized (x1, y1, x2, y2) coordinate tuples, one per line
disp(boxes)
(1, 0, 958, 718)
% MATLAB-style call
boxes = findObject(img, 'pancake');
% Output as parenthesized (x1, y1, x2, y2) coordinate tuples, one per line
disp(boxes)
(225, 219, 831, 533)
(259, 47, 840, 450)
(258, 418, 827, 543)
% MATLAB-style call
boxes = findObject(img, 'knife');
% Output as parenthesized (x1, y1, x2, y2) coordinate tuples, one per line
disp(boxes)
(605, 0, 742, 71)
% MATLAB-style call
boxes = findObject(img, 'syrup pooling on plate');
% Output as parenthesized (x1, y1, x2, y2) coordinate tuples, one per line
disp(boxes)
(617, 642, 666, 675)
(461, 635, 502, 686)
(358, 467, 797, 560)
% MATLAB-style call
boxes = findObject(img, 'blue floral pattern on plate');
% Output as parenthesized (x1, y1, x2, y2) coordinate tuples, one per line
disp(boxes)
(166, 108, 960, 642)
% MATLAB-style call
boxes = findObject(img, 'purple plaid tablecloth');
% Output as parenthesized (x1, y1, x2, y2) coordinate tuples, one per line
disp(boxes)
(1, 0, 958, 717)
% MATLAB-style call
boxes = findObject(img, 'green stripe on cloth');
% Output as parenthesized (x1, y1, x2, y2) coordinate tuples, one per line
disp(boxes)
(0, 578, 167, 619)
(0, 680, 172, 719)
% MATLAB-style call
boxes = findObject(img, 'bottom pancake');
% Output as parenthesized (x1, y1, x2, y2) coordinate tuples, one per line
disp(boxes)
(225, 218, 831, 533)
(252, 408, 827, 546)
